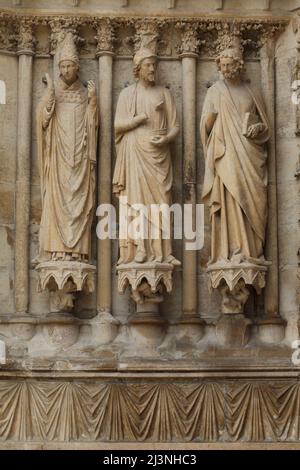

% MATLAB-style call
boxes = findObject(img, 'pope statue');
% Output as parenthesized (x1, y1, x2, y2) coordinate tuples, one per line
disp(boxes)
(36, 33, 98, 264)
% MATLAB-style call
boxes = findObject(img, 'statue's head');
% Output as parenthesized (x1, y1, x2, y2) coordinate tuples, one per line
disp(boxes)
(133, 48, 157, 84)
(58, 33, 80, 85)
(216, 47, 244, 80)
(59, 60, 79, 85)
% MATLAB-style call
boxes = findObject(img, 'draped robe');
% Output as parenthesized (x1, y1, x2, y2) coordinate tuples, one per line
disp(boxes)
(113, 82, 179, 262)
(200, 80, 270, 265)
(37, 77, 98, 261)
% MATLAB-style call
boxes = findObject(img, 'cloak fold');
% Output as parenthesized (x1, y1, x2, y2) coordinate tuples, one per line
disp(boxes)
(200, 80, 270, 263)
(37, 78, 98, 259)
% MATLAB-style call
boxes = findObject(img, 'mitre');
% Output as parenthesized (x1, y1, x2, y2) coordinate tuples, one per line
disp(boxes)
(59, 33, 79, 66)
(133, 47, 157, 66)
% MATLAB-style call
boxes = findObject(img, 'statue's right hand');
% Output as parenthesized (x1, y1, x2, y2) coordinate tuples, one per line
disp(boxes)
(44, 73, 55, 111)
(45, 73, 54, 91)
(134, 113, 148, 127)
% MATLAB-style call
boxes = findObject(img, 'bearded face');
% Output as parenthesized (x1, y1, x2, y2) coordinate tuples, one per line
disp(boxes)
(220, 57, 241, 80)
(138, 57, 157, 85)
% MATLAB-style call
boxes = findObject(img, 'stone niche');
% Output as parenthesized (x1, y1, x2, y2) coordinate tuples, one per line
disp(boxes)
(0, 0, 299, 448)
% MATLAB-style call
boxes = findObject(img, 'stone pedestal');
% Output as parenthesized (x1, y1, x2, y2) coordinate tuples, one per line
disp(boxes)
(216, 313, 251, 348)
(117, 262, 173, 299)
(258, 316, 287, 344)
(41, 313, 80, 349)
(128, 310, 167, 351)
(208, 262, 269, 347)
(36, 261, 96, 312)
(207, 262, 269, 295)
(89, 311, 119, 346)
(117, 262, 173, 353)
(175, 315, 205, 344)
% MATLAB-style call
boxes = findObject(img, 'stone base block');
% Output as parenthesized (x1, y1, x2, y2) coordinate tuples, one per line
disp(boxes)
(128, 313, 167, 351)
(216, 314, 251, 348)
(258, 316, 287, 344)
(175, 315, 206, 343)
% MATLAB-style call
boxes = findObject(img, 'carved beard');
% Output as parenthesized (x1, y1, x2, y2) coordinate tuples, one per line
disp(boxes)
(139, 70, 156, 85)
(222, 68, 240, 80)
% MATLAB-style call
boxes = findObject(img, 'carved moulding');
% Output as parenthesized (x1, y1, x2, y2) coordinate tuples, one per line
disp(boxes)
(0, 12, 288, 58)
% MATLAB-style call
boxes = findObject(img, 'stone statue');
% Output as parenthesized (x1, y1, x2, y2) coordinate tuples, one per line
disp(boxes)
(201, 46, 271, 315)
(36, 32, 98, 264)
(35, 33, 98, 311)
(113, 47, 180, 266)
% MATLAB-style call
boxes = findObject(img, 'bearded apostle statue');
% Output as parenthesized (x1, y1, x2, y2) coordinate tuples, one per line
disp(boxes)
(35, 33, 98, 311)
(200, 46, 271, 315)
(113, 48, 180, 307)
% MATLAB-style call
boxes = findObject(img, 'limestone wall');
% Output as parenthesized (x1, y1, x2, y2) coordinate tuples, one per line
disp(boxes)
(0, 0, 300, 448)
(0, 0, 298, 351)
(0, 53, 17, 316)
(275, 21, 300, 343)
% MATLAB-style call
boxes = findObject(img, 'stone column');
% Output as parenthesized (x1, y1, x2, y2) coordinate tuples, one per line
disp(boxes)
(258, 33, 286, 342)
(177, 24, 204, 343)
(95, 20, 115, 316)
(15, 20, 34, 314)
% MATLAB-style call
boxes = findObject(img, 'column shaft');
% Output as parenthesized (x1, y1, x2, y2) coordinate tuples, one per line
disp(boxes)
(260, 38, 279, 317)
(97, 53, 113, 313)
(15, 54, 33, 314)
(182, 55, 197, 315)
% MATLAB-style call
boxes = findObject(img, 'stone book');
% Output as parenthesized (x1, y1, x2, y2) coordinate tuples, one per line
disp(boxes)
(242, 111, 259, 136)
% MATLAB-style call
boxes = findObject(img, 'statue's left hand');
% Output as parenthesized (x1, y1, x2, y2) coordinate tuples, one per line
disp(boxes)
(247, 123, 266, 139)
(150, 135, 169, 147)
(87, 80, 96, 99)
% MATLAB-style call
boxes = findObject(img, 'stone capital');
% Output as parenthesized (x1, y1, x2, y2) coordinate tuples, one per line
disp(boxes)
(94, 19, 116, 56)
(48, 17, 84, 56)
(176, 22, 201, 57)
(17, 18, 36, 55)
(134, 18, 161, 53)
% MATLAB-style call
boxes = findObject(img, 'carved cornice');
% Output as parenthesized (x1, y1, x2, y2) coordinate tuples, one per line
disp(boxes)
(0, 11, 288, 57)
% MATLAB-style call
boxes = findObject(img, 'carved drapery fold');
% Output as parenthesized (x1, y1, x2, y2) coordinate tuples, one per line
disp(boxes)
(0, 379, 300, 442)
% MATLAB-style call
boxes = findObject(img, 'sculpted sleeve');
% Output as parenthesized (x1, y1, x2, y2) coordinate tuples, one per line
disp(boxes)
(164, 87, 180, 142)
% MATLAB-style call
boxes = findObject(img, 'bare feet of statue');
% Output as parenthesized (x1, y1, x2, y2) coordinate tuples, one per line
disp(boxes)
(166, 255, 181, 266)
(134, 250, 147, 263)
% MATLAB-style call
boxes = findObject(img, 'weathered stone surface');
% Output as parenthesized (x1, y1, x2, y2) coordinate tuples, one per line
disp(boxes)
(0, 0, 298, 447)
(0, 267, 14, 314)
(0, 183, 14, 225)
(0, 55, 17, 185)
